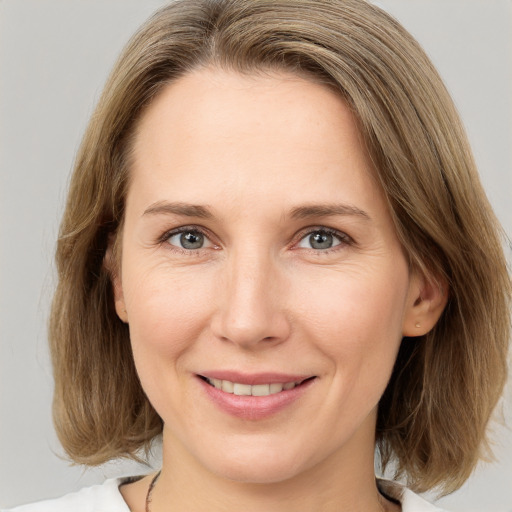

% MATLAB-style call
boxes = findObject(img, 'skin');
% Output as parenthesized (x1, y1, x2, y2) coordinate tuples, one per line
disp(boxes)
(114, 68, 446, 512)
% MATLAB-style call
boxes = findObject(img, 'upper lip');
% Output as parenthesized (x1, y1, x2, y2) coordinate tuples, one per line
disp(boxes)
(198, 371, 314, 385)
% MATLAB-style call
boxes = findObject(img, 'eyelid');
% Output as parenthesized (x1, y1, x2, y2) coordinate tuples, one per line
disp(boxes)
(156, 224, 353, 253)
(293, 226, 354, 250)
(158, 225, 219, 250)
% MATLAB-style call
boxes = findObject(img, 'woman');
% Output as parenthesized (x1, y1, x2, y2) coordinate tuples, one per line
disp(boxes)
(5, 0, 510, 511)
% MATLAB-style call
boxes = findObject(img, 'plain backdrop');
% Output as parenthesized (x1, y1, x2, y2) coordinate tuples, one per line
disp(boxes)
(1, 0, 511, 510)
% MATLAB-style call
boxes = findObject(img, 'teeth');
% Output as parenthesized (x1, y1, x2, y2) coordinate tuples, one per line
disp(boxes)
(206, 378, 299, 396)
(251, 384, 270, 396)
(270, 383, 284, 393)
(221, 380, 234, 393)
(233, 383, 252, 396)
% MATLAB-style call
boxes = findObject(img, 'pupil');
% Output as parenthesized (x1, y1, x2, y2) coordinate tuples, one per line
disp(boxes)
(310, 231, 333, 249)
(180, 231, 204, 249)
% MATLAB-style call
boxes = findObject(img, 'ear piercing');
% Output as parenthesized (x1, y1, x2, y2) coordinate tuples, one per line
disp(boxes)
(415, 322, 421, 328)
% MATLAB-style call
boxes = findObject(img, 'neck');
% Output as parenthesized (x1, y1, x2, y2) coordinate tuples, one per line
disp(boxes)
(147, 428, 393, 512)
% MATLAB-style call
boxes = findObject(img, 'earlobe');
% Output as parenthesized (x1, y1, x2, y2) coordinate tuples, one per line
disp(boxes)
(104, 240, 128, 323)
(113, 278, 128, 323)
(402, 272, 448, 337)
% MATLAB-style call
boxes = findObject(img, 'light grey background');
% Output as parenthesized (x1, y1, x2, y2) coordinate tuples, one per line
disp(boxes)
(0, 0, 511, 510)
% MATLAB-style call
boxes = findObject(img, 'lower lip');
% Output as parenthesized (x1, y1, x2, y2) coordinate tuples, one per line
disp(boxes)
(198, 377, 315, 420)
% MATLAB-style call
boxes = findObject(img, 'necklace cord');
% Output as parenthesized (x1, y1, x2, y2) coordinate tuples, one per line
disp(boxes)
(144, 470, 393, 512)
(145, 470, 162, 512)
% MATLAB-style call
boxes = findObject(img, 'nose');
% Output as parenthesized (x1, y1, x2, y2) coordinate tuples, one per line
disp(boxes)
(210, 249, 291, 349)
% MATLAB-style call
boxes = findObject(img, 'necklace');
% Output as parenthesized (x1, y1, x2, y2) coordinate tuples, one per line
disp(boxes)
(145, 470, 161, 512)
(144, 470, 394, 512)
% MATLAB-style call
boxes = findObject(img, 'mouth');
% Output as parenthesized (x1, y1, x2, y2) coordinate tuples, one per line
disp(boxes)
(197, 372, 317, 419)
(198, 375, 316, 397)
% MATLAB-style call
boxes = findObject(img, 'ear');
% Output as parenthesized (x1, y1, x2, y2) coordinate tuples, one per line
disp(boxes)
(402, 271, 448, 337)
(104, 238, 128, 323)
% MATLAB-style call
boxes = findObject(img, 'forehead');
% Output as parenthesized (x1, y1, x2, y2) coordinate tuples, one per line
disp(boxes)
(133, 68, 366, 155)
(128, 67, 382, 215)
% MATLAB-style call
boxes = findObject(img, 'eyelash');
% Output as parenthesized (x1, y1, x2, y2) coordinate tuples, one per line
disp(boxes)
(157, 225, 218, 255)
(294, 226, 354, 254)
(157, 225, 354, 254)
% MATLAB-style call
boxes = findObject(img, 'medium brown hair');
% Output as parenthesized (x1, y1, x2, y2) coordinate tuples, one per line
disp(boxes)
(49, 0, 511, 494)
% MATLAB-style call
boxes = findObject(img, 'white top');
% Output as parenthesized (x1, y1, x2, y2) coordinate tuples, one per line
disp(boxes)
(2, 477, 447, 512)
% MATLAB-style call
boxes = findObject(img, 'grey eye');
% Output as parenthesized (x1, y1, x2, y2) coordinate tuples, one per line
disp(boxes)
(298, 230, 342, 250)
(168, 230, 208, 250)
(181, 231, 204, 249)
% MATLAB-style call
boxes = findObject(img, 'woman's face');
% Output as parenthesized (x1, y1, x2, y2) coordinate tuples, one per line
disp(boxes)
(114, 68, 424, 483)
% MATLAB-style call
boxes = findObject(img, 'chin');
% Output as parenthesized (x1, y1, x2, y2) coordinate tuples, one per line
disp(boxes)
(196, 439, 316, 485)
(214, 459, 304, 485)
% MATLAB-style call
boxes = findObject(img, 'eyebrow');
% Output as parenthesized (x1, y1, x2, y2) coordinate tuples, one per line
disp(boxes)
(142, 201, 370, 221)
(289, 203, 371, 221)
(143, 201, 213, 218)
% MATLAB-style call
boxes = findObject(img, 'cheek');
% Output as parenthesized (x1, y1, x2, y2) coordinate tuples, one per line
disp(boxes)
(294, 264, 408, 386)
(123, 263, 215, 376)
(296, 263, 407, 338)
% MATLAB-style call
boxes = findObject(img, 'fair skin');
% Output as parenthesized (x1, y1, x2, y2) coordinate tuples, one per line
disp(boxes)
(114, 68, 446, 512)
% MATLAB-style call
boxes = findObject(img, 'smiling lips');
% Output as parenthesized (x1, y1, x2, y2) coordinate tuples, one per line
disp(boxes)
(203, 377, 307, 396)
(198, 372, 316, 419)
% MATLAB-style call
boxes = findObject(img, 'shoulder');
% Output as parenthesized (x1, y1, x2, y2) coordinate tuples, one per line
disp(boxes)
(2, 478, 132, 512)
(3, 476, 449, 512)
(378, 479, 448, 512)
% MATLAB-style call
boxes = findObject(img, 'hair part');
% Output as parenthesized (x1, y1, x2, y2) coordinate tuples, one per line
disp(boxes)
(49, 0, 511, 495)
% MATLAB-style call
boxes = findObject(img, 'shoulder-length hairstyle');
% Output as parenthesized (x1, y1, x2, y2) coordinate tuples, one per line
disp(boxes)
(50, 0, 510, 495)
